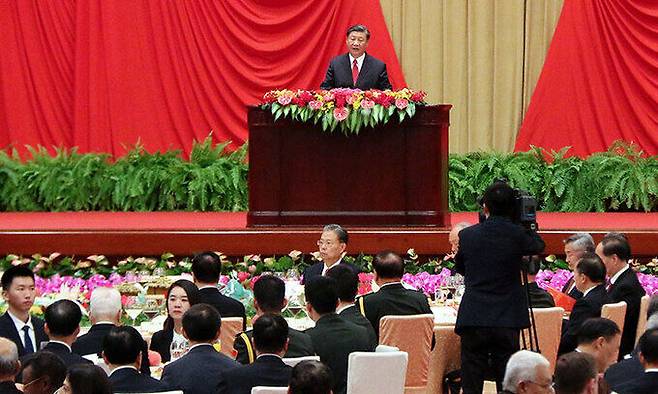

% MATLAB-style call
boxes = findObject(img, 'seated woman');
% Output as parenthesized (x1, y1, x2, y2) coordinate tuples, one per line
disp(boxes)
(149, 279, 200, 362)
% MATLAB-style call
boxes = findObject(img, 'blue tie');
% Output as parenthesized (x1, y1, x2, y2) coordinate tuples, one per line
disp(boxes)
(22, 326, 34, 354)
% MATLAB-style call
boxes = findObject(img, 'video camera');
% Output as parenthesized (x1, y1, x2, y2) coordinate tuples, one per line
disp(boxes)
(478, 178, 538, 231)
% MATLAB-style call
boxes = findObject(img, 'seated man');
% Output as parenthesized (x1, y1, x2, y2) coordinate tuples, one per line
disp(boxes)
(524, 255, 555, 308)
(553, 352, 598, 394)
(20, 351, 66, 394)
(42, 300, 91, 368)
(614, 329, 658, 394)
(574, 318, 621, 374)
(304, 277, 372, 394)
(161, 304, 239, 394)
(103, 326, 169, 393)
(192, 252, 247, 330)
(559, 253, 610, 355)
(0, 265, 48, 357)
(288, 360, 334, 394)
(325, 264, 377, 348)
(562, 233, 595, 300)
(360, 251, 432, 339)
(0, 338, 23, 394)
(233, 275, 314, 364)
(500, 350, 552, 394)
(220, 314, 292, 393)
(302, 224, 358, 284)
(447, 221, 471, 258)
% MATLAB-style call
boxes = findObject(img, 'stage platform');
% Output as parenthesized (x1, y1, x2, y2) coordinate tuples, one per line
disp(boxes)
(1, 212, 657, 257)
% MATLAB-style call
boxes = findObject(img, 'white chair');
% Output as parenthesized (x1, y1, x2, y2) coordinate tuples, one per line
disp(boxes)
(282, 355, 320, 367)
(346, 351, 408, 394)
(375, 344, 400, 352)
(251, 387, 288, 394)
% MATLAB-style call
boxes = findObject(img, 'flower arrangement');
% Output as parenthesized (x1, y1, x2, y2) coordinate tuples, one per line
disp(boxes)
(261, 88, 427, 135)
(536, 269, 658, 296)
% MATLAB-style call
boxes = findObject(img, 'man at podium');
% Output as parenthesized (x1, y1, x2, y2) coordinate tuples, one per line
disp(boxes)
(320, 24, 392, 90)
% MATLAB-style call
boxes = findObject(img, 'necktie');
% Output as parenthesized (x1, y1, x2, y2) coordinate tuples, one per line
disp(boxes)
(352, 59, 359, 85)
(22, 326, 34, 354)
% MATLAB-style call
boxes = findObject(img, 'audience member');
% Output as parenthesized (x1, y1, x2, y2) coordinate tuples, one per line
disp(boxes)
(325, 264, 377, 348)
(448, 221, 471, 257)
(574, 318, 621, 373)
(42, 300, 91, 368)
(61, 364, 111, 394)
(288, 360, 334, 394)
(524, 255, 555, 308)
(302, 224, 358, 284)
(233, 275, 314, 364)
(0, 265, 48, 357)
(20, 351, 66, 394)
(0, 338, 22, 394)
(500, 350, 552, 394)
(553, 352, 598, 394)
(613, 328, 658, 394)
(596, 232, 645, 358)
(559, 253, 610, 354)
(102, 326, 169, 393)
(160, 304, 239, 394)
(192, 252, 247, 329)
(360, 251, 432, 339)
(562, 233, 595, 300)
(150, 279, 200, 362)
(304, 277, 372, 394)
(220, 314, 292, 393)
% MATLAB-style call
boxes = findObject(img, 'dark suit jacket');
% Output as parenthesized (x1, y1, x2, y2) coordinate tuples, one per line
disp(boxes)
(41, 341, 92, 368)
(149, 328, 173, 363)
(526, 282, 556, 309)
(305, 313, 373, 394)
(72, 323, 151, 375)
(233, 326, 314, 364)
(338, 305, 377, 349)
(559, 284, 610, 355)
(219, 355, 292, 394)
(360, 283, 432, 340)
(161, 344, 239, 394)
(0, 381, 22, 394)
(108, 367, 169, 393)
(608, 267, 646, 358)
(454, 216, 545, 333)
(605, 352, 644, 391)
(613, 371, 658, 394)
(320, 53, 392, 90)
(0, 313, 48, 357)
(561, 276, 584, 299)
(301, 261, 359, 285)
(198, 287, 247, 330)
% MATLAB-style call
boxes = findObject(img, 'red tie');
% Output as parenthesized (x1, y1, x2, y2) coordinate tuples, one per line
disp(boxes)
(352, 59, 359, 85)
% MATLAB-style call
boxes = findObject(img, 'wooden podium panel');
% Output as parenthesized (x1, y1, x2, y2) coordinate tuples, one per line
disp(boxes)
(247, 105, 451, 227)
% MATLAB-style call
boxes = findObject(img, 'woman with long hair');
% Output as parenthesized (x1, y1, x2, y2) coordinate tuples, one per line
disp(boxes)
(56, 364, 111, 394)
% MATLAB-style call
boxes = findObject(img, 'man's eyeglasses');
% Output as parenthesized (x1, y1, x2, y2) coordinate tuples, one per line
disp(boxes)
(317, 240, 336, 248)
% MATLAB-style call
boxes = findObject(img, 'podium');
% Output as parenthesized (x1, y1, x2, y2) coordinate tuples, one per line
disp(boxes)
(247, 105, 451, 227)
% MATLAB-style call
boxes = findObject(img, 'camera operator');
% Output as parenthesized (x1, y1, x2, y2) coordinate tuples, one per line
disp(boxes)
(455, 181, 545, 394)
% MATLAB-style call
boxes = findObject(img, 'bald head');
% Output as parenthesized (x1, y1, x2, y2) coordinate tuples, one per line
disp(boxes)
(0, 338, 20, 380)
(449, 222, 471, 254)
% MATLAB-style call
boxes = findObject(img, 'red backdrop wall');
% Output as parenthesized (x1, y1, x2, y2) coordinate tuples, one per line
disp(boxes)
(0, 0, 406, 157)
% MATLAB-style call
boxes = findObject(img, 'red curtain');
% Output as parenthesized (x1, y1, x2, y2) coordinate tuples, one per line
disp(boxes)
(515, 0, 658, 157)
(0, 0, 405, 157)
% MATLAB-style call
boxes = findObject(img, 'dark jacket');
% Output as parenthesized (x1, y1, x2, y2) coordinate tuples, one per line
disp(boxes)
(559, 284, 610, 354)
(0, 381, 22, 394)
(41, 341, 92, 368)
(608, 267, 646, 358)
(526, 282, 556, 309)
(320, 53, 392, 90)
(561, 276, 584, 300)
(108, 367, 169, 393)
(160, 344, 239, 394)
(613, 371, 658, 394)
(0, 313, 48, 357)
(305, 313, 373, 394)
(605, 351, 644, 392)
(149, 328, 174, 363)
(233, 326, 314, 364)
(301, 261, 359, 285)
(219, 355, 292, 394)
(454, 216, 545, 333)
(198, 288, 247, 330)
(338, 304, 378, 349)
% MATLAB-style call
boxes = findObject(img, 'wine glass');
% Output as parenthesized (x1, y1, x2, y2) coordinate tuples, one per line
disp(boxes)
(125, 296, 145, 326)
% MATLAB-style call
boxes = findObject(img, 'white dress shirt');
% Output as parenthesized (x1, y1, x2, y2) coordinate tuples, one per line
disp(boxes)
(8, 310, 37, 350)
(348, 53, 365, 73)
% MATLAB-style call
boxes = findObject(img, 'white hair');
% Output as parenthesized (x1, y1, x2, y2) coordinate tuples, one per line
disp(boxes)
(564, 233, 595, 252)
(0, 338, 19, 377)
(503, 350, 550, 392)
(89, 287, 122, 320)
(646, 314, 658, 331)
(452, 222, 472, 232)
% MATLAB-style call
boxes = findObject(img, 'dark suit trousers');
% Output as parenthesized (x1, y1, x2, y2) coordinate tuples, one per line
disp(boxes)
(459, 327, 519, 394)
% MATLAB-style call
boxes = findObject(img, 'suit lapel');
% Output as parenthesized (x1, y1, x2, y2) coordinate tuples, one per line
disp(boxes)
(0, 313, 24, 354)
(356, 54, 372, 88)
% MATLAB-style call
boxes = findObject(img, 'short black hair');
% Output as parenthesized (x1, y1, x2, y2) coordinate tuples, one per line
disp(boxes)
(102, 326, 143, 365)
(372, 251, 404, 279)
(253, 275, 286, 313)
(576, 318, 620, 345)
(191, 252, 222, 283)
(289, 360, 334, 394)
(323, 224, 348, 244)
(45, 299, 82, 337)
(600, 232, 632, 261)
(21, 351, 67, 390)
(482, 181, 515, 218)
(325, 264, 358, 303)
(1, 264, 34, 290)
(253, 313, 288, 354)
(305, 277, 338, 315)
(67, 364, 112, 394)
(639, 328, 658, 364)
(575, 252, 607, 283)
(553, 352, 597, 394)
(182, 303, 221, 342)
(346, 24, 370, 40)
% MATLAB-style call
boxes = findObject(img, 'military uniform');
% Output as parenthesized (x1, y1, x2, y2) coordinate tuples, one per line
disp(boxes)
(233, 327, 315, 364)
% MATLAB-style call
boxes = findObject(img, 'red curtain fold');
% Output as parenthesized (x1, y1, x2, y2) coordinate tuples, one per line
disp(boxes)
(516, 0, 658, 157)
(0, 0, 406, 157)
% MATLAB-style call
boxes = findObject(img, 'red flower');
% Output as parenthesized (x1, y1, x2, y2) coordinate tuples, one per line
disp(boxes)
(411, 91, 426, 102)
(395, 98, 409, 109)
(333, 107, 349, 121)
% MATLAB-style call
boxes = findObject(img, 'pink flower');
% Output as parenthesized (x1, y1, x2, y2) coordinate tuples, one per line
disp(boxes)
(361, 99, 375, 109)
(308, 100, 323, 110)
(395, 98, 409, 109)
(277, 95, 291, 105)
(237, 271, 251, 283)
(333, 107, 349, 121)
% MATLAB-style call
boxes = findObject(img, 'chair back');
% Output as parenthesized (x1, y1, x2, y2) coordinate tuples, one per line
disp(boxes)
(251, 387, 288, 394)
(601, 301, 627, 341)
(282, 355, 320, 367)
(347, 351, 408, 394)
(426, 325, 461, 394)
(635, 295, 651, 346)
(379, 314, 434, 391)
(220, 317, 244, 357)
(521, 307, 564, 373)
